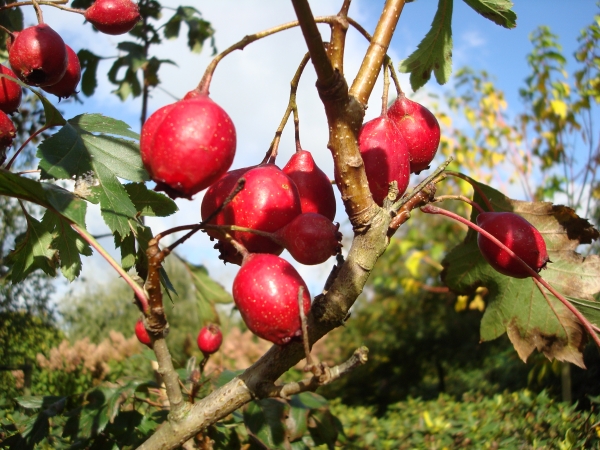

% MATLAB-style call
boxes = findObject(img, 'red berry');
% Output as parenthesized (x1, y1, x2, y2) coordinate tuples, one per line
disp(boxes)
(387, 94, 440, 174)
(232, 253, 311, 345)
(197, 324, 223, 355)
(84, 0, 141, 35)
(283, 149, 336, 221)
(135, 319, 151, 346)
(42, 45, 81, 99)
(201, 164, 301, 257)
(141, 94, 236, 199)
(0, 65, 22, 114)
(358, 116, 410, 206)
(8, 24, 68, 87)
(0, 110, 16, 155)
(477, 212, 549, 279)
(272, 213, 342, 265)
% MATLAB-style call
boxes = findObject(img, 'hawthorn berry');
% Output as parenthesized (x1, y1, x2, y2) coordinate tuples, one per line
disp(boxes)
(232, 253, 311, 345)
(197, 324, 223, 355)
(477, 211, 549, 278)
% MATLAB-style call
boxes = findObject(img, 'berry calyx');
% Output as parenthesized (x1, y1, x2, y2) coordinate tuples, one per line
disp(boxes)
(477, 212, 549, 279)
(358, 116, 410, 206)
(8, 24, 68, 87)
(197, 323, 223, 355)
(387, 93, 440, 174)
(84, 0, 141, 35)
(201, 164, 301, 257)
(135, 319, 151, 346)
(42, 45, 81, 99)
(283, 149, 336, 221)
(0, 65, 22, 114)
(232, 253, 311, 345)
(141, 94, 236, 199)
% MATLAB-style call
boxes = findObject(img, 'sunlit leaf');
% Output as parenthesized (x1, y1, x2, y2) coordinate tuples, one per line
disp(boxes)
(398, 0, 453, 91)
(442, 178, 599, 367)
(462, 0, 517, 29)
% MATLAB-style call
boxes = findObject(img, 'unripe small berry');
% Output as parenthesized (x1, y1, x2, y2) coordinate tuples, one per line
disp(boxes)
(197, 323, 223, 355)
(135, 319, 151, 346)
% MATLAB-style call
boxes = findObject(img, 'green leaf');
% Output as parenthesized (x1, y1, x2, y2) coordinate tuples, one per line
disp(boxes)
(7, 209, 57, 283)
(441, 178, 600, 368)
(42, 210, 92, 282)
(179, 259, 232, 325)
(462, 0, 517, 29)
(398, 0, 453, 91)
(125, 182, 178, 217)
(92, 162, 138, 237)
(244, 399, 288, 449)
(115, 230, 136, 271)
(15, 396, 64, 409)
(163, 6, 216, 54)
(292, 392, 329, 410)
(0, 170, 87, 226)
(38, 114, 145, 182)
(77, 49, 101, 97)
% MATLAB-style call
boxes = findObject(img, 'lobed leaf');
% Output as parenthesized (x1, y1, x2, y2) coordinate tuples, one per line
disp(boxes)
(398, 0, 453, 91)
(441, 177, 600, 367)
(462, 0, 517, 29)
(125, 182, 178, 217)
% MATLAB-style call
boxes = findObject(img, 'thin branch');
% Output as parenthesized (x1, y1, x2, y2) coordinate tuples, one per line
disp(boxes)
(291, 0, 335, 88)
(422, 204, 600, 350)
(70, 223, 149, 312)
(349, 0, 406, 105)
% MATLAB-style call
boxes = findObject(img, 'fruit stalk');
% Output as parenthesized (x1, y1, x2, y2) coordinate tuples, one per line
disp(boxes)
(70, 223, 149, 313)
(262, 52, 310, 164)
(421, 204, 600, 349)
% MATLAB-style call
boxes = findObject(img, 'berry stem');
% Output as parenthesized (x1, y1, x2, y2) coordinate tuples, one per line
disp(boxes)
(434, 194, 486, 215)
(70, 223, 150, 313)
(298, 286, 313, 369)
(421, 204, 600, 349)
(381, 57, 390, 115)
(262, 52, 310, 164)
(159, 178, 245, 252)
(197, 17, 337, 96)
(445, 171, 495, 212)
(31, 0, 44, 24)
(5, 124, 53, 171)
(386, 56, 403, 95)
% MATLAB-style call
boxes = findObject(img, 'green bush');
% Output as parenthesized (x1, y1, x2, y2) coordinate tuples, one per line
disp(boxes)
(331, 390, 600, 449)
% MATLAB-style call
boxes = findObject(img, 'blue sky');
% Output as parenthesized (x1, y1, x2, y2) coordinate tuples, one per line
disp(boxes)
(16, 1, 598, 299)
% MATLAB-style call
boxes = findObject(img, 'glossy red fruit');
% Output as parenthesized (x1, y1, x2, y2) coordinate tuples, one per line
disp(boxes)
(197, 323, 223, 355)
(358, 116, 410, 206)
(201, 164, 302, 257)
(8, 24, 68, 87)
(387, 93, 440, 174)
(477, 212, 549, 279)
(283, 149, 336, 221)
(0, 65, 22, 114)
(141, 94, 236, 199)
(42, 45, 81, 99)
(84, 0, 141, 35)
(232, 253, 311, 345)
(272, 213, 342, 265)
(0, 110, 16, 151)
(135, 319, 151, 346)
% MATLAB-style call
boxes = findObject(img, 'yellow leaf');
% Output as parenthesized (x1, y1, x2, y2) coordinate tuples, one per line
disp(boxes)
(423, 411, 433, 428)
(455, 295, 468, 312)
(550, 99, 568, 119)
(405, 251, 425, 277)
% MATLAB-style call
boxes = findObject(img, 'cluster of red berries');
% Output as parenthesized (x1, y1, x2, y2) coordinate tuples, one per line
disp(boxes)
(141, 87, 341, 345)
(359, 93, 441, 205)
(138, 83, 454, 345)
(0, 0, 141, 157)
(135, 319, 223, 356)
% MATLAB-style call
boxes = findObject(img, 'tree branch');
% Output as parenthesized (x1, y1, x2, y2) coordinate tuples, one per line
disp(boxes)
(349, 0, 406, 105)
